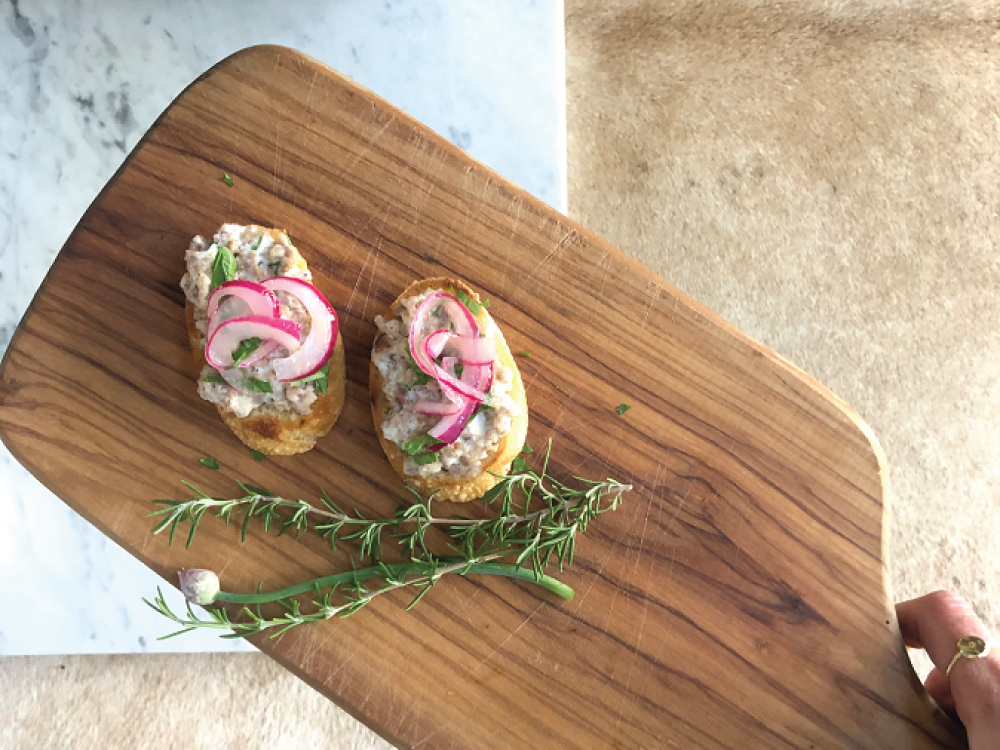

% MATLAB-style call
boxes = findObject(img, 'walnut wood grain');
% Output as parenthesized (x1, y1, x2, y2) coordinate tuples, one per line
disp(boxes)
(0, 46, 964, 749)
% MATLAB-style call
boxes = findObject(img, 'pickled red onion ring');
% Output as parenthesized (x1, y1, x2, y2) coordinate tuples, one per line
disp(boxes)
(409, 292, 478, 376)
(414, 400, 463, 417)
(404, 289, 500, 443)
(423, 339, 488, 404)
(428, 364, 492, 443)
(205, 315, 302, 370)
(205, 280, 280, 339)
(449, 333, 495, 366)
(261, 277, 339, 382)
(216, 366, 251, 391)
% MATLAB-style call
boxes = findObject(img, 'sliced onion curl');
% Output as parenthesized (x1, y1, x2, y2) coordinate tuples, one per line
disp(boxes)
(404, 289, 500, 445)
(408, 291, 479, 375)
(422, 338, 488, 404)
(216, 366, 254, 391)
(205, 280, 280, 340)
(414, 400, 462, 417)
(261, 277, 339, 382)
(427, 364, 493, 444)
(205, 315, 302, 370)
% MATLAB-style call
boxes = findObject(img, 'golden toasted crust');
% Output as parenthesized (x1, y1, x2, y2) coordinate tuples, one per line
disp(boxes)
(184, 230, 345, 455)
(369, 277, 528, 503)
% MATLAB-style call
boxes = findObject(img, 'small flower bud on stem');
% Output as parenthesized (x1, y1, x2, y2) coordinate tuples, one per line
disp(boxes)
(178, 568, 220, 605)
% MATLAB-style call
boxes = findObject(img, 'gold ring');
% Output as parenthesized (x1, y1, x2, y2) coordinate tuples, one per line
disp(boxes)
(946, 636, 991, 679)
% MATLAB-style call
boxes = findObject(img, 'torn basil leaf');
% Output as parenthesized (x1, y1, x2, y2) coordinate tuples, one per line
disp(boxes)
(402, 434, 438, 456)
(210, 244, 237, 291)
(290, 357, 332, 393)
(200, 369, 227, 385)
(452, 287, 482, 316)
(230, 337, 262, 367)
(408, 351, 431, 385)
(242, 377, 272, 393)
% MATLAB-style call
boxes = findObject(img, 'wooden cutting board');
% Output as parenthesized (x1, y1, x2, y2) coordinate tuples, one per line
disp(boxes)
(0, 46, 964, 749)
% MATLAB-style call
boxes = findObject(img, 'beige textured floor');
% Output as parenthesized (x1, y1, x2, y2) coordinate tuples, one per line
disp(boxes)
(4, 1, 1000, 747)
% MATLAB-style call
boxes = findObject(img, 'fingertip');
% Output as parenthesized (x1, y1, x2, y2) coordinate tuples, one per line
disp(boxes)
(924, 667, 956, 712)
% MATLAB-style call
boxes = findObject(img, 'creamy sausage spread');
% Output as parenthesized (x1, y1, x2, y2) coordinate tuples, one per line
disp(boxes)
(180, 224, 321, 418)
(373, 289, 520, 478)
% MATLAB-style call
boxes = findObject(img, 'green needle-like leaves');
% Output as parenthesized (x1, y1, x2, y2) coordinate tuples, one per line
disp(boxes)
(145, 440, 630, 638)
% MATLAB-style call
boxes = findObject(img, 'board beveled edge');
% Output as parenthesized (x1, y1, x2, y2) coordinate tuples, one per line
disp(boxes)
(0, 43, 953, 743)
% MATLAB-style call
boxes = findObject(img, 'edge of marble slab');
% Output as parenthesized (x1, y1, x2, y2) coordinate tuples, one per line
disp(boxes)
(1, 0, 566, 656)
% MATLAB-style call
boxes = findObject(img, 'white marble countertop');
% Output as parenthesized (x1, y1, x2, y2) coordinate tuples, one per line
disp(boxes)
(0, 0, 566, 655)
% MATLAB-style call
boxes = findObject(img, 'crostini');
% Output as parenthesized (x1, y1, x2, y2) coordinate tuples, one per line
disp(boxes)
(370, 278, 528, 502)
(180, 224, 345, 455)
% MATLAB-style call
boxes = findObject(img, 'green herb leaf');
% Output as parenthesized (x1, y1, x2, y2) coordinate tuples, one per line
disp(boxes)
(200, 370, 226, 385)
(267, 260, 284, 275)
(454, 362, 464, 379)
(222, 172, 234, 187)
(519, 350, 532, 357)
(249, 449, 266, 462)
(452, 288, 482, 316)
(402, 434, 438, 456)
(481, 298, 490, 308)
(241, 483, 273, 497)
(412, 452, 439, 466)
(200, 457, 220, 470)
(510, 457, 530, 474)
(244, 378, 272, 393)
(210, 245, 237, 291)
(521, 445, 534, 454)
(616, 403, 632, 415)
(146, 437, 632, 639)
(250, 236, 263, 252)
(408, 352, 431, 385)
(290, 357, 332, 394)
(231, 338, 262, 367)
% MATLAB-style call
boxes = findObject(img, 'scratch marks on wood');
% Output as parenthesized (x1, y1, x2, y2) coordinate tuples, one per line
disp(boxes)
(499, 197, 524, 297)
(594, 250, 613, 299)
(336, 114, 397, 182)
(271, 117, 285, 211)
(343, 244, 377, 324)
(358, 237, 382, 327)
(528, 228, 577, 283)
(614, 463, 665, 733)
(471, 601, 545, 676)
(640, 282, 662, 332)
(406, 176, 437, 234)
(304, 68, 321, 112)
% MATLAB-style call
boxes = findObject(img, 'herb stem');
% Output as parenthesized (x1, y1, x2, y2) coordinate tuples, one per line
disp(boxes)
(213, 556, 573, 605)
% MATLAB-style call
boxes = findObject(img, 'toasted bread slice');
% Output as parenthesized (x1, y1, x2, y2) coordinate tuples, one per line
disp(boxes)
(370, 277, 528, 502)
(184, 227, 345, 455)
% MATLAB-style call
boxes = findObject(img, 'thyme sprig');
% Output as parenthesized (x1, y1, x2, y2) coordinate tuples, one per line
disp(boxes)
(145, 440, 630, 639)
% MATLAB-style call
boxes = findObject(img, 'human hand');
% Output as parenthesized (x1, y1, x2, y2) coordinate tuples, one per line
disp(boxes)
(897, 590, 1000, 749)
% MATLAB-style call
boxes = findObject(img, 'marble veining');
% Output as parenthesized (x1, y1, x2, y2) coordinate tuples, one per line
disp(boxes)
(0, 0, 565, 655)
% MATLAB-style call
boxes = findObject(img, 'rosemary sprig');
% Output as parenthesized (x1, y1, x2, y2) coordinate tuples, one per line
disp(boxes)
(145, 554, 573, 640)
(149, 440, 629, 576)
(145, 440, 631, 639)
